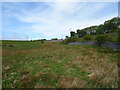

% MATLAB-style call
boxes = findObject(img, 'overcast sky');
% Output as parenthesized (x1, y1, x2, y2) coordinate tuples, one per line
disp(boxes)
(2, 1, 118, 40)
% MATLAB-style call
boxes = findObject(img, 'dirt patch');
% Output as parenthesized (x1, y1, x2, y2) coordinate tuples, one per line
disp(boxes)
(88, 71, 102, 81)
(20, 74, 36, 88)
(20, 72, 58, 88)
(57, 76, 86, 88)
(18, 70, 29, 75)
(36, 73, 58, 84)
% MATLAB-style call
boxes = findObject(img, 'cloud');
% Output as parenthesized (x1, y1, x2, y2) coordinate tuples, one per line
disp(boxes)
(2, 0, 119, 2)
(2, 2, 117, 40)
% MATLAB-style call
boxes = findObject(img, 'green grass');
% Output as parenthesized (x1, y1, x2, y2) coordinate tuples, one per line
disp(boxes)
(2, 40, 119, 88)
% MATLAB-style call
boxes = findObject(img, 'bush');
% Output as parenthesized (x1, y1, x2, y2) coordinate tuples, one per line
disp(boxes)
(118, 29, 120, 42)
(115, 29, 120, 42)
(83, 34, 92, 41)
(62, 36, 78, 44)
(41, 40, 44, 44)
(40, 39, 46, 44)
(96, 34, 108, 44)
(51, 38, 58, 40)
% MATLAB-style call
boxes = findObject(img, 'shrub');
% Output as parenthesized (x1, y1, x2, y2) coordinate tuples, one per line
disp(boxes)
(96, 34, 108, 44)
(40, 39, 46, 44)
(62, 36, 78, 44)
(41, 40, 44, 44)
(83, 34, 92, 41)
(115, 29, 120, 42)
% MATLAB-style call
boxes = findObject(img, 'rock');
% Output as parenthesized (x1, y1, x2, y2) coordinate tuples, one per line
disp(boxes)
(5, 66, 10, 70)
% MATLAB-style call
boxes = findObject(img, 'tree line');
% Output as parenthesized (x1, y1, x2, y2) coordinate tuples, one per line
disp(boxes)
(70, 17, 120, 37)
(63, 17, 120, 44)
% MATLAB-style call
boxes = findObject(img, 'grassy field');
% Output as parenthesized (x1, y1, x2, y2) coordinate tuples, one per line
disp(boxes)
(2, 40, 119, 88)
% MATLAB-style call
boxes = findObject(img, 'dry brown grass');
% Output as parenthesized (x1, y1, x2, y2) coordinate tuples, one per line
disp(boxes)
(68, 47, 118, 87)
(57, 76, 87, 88)
(2, 49, 38, 55)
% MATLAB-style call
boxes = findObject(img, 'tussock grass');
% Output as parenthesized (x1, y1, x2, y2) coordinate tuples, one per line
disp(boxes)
(2, 40, 119, 88)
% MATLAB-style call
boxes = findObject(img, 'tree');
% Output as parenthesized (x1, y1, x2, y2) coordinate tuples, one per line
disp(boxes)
(83, 34, 92, 41)
(77, 30, 87, 37)
(51, 38, 58, 40)
(104, 20, 118, 33)
(65, 36, 69, 39)
(70, 31, 76, 37)
(96, 24, 105, 34)
(96, 34, 108, 45)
